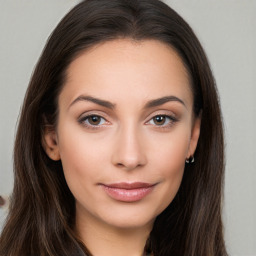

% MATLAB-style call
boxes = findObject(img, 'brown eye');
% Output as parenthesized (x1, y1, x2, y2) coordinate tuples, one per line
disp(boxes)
(87, 115, 102, 125)
(153, 115, 167, 125)
(79, 115, 106, 127)
(147, 114, 177, 128)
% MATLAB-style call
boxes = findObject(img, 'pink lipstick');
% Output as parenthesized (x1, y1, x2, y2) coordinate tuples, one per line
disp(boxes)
(100, 182, 155, 202)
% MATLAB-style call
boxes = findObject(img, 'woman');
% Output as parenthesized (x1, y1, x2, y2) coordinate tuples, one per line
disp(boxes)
(0, 0, 228, 255)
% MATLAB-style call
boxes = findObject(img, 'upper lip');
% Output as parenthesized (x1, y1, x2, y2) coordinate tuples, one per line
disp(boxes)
(101, 182, 155, 189)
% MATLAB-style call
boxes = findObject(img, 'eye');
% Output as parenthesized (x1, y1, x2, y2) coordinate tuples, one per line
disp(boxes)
(79, 115, 107, 127)
(148, 115, 177, 127)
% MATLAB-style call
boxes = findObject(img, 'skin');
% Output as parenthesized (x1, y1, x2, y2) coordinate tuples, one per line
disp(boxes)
(44, 39, 201, 256)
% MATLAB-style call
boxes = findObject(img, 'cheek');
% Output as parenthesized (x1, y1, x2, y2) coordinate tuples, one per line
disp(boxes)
(149, 130, 190, 210)
(155, 142, 186, 187)
(56, 124, 95, 188)
(151, 128, 190, 174)
(56, 121, 113, 194)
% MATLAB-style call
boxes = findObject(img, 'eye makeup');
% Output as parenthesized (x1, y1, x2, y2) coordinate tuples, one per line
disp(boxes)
(147, 114, 178, 128)
(77, 110, 180, 131)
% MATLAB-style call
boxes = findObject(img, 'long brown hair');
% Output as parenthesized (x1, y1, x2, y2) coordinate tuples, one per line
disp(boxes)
(0, 0, 227, 255)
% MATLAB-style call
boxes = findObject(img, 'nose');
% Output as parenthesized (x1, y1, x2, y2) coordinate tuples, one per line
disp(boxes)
(111, 125, 147, 171)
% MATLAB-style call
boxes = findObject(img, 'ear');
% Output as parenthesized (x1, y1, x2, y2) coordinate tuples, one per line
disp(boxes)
(42, 126, 60, 161)
(186, 114, 201, 159)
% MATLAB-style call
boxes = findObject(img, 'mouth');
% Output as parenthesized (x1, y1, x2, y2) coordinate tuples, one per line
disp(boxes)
(99, 182, 156, 202)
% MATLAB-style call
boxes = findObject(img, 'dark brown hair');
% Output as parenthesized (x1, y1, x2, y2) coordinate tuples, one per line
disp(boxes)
(0, 0, 227, 255)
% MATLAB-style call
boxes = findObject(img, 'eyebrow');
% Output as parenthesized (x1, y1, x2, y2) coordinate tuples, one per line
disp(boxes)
(144, 96, 186, 109)
(69, 95, 116, 109)
(68, 95, 186, 110)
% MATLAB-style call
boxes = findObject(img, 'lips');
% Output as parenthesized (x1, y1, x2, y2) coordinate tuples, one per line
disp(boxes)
(100, 182, 156, 202)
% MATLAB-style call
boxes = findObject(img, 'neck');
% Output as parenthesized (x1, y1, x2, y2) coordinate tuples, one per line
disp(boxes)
(75, 208, 153, 256)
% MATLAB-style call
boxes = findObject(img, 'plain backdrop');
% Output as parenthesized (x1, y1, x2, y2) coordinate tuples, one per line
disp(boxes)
(0, 1, 255, 255)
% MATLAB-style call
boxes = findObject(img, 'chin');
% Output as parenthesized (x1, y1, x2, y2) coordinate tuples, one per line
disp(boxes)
(94, 202, 165, 230)
(103, 214, 155, 230)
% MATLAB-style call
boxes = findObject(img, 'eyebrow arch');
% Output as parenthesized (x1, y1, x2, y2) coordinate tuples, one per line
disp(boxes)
(144, 96, 186, 109)
(69, 95, 116, 110)
(68, 95, 186, 110)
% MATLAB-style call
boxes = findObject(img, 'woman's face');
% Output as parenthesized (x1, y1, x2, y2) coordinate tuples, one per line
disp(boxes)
(44, 39, 200, 230)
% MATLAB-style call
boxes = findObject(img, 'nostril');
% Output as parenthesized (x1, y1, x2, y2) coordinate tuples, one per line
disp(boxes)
(111, 136, 148, 170)
(115, 160, 143, 171)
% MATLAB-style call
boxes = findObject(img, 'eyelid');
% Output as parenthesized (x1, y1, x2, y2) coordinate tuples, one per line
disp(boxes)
(77, 110, 179, 130)
(146, 114, 177, 124)
(144, 110, 179, 129)
(145, 110, 178, 122)
(78, 111, 111, 129)
(78, 109, 109, 118)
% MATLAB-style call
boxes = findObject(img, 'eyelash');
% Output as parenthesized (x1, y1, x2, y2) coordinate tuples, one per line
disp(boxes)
(78, 114, 109, 130)
(146, 114, 178, 129)
(78, 114, 178, 130)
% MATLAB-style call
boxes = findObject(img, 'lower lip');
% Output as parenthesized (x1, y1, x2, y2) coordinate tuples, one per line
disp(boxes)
(101, 185, 154, 202)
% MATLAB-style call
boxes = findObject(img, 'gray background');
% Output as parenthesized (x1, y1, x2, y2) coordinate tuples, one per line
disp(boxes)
(0, 1, 255, 255)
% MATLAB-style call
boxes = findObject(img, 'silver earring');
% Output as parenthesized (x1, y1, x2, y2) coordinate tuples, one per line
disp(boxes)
(185, 156, 194, 164)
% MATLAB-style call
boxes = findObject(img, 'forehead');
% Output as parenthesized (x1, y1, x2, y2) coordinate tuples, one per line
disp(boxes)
(60, 39, 192, 109)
